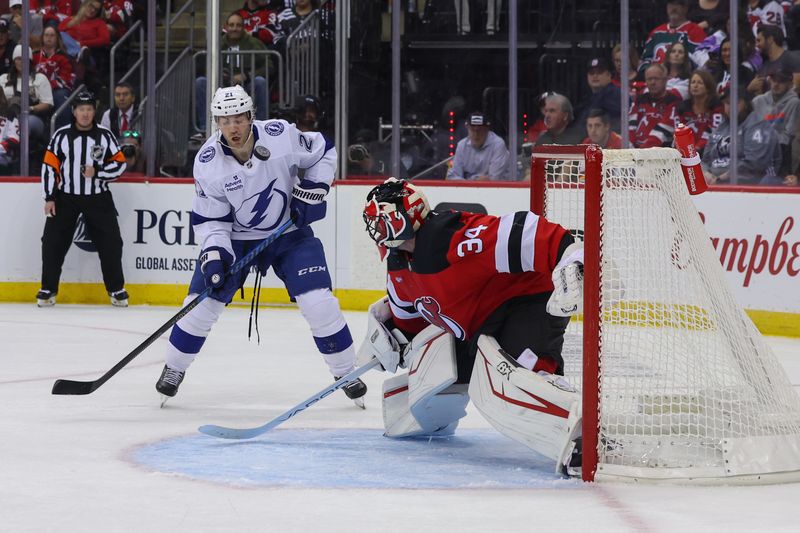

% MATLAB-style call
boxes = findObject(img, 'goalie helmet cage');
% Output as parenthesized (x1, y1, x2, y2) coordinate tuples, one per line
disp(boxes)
(531, 145, 800, 484)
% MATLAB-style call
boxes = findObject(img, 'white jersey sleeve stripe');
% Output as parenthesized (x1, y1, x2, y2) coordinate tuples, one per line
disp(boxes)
(494, 213, 514, 273)
(520, 212, 538, 272)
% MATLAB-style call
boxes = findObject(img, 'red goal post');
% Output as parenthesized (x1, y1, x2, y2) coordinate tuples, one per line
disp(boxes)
(531, 144, 800, 484)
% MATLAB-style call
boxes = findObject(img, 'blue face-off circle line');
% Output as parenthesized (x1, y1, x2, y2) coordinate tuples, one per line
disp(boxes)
(130, 428, 581, 490)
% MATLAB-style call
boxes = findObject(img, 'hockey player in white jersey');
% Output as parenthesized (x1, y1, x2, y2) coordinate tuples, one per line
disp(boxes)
(155, 85, 367, 406)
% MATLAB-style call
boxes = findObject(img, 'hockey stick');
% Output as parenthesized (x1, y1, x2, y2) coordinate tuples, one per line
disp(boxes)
(198, 358, 381, 439)
(51, 219, 294, 396)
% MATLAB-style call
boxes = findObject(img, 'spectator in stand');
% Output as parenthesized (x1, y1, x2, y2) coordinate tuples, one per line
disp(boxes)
(58, 0, 110, 64)
(748, 24, 800, 96)
(534, 92, 583, 146)
(454, 0, 503, 35)
(689, 0, 730, 35)
(195, 12, 270, 131)
(665, 41, 693, 99)
(752, 68, 800, 174)
(709, 36, 758, 95)
(118, 129, 144, 173)
(33, 24, 75, 126)
(4, 0, 44, 50)
(573, 57, 622, 132)
(640, 0, 707, 73)
(527, 92, 549, 144)
(100, 81, 137, 138)
(0, 91, 20, 174)
(292, 94, 323, 133)
(446, 111, 510, 181)
(746, 0, 787, 37)
(0, 20, 15, 77)
(703, 85, 782, 184)
(276, 0, 318, 44)
(236, 0, 281, 48)
(0, 45, 53, 145)
(611, 43, 645, 99)
(675, 70, 724, 154)
(103, 0, 135, 42)
(629, 63, 682, 148)
(39, 0, 79, 27)
(583, 109, 622, 149)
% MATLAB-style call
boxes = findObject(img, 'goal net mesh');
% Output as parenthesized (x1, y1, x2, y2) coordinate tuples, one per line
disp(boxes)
(535, 147, 800, 481)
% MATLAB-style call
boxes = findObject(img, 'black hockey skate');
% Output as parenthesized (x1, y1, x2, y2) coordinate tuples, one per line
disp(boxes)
(36, 289, 56, 307)
(336, 376, 367, 409)
(109, 289, 129, 307)
(156, 365, 185, 407)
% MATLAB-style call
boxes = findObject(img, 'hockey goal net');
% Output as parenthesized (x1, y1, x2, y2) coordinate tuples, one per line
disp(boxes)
(531, 145, 800, 483)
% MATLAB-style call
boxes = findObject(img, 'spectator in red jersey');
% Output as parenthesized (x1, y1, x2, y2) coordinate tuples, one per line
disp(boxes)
(526, 92, 549, 144)
(103, 0, 135, 42)
(640, 0, 707, 74)
(39, 0, 79, 26)
(0, 91, 20, 174)
(675, 70, 723, 155)
(665, 41, 693, 99)
(58, 0, 110, 59)
(236, 0, 281, 48)
(629, 63, 682, 148)
(582, 109, 622, 149)
(33, 24, 74, 126)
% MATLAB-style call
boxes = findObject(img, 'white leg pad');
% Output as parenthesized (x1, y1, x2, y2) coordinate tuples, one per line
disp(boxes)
(382, 325, 469, 437)
(469, 335, 582, 474)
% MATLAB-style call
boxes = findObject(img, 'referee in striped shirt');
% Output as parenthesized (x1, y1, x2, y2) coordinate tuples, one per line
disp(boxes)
(37, 91, 129, 308)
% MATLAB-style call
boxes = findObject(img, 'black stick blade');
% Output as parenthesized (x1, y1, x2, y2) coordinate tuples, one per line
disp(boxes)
(51, 379, 97, 395)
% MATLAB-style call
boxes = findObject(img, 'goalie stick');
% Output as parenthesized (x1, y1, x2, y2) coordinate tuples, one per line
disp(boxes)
(198, 358, 381, 439)
(51, 219, 294, 396)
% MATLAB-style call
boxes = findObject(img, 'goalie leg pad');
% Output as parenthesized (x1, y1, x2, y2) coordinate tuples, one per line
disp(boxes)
(382, 325, 469, 437)
(469, 335, 582, 474)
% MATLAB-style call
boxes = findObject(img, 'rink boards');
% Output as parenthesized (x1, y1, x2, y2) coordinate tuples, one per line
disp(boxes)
(0, 178, 798, 336)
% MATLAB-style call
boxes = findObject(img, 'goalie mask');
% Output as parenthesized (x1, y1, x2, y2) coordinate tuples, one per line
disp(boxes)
(363, 178, 430, 248)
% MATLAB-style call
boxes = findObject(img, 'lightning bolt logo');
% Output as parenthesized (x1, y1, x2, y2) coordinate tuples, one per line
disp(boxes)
(235, 179, 288, 231)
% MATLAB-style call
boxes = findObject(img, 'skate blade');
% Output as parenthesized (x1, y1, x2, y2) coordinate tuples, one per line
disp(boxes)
(352, 397, 366, 409)
(160, 394, 171, 408)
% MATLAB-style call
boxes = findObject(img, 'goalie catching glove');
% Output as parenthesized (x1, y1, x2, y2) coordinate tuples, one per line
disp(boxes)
(546, 242, 584, 317)
(357, 297, 409, 373)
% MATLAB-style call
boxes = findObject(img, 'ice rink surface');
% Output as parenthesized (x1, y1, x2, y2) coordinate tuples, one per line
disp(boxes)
(2, 302, 799, 533)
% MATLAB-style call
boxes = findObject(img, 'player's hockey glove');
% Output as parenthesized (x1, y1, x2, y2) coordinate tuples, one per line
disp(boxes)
(290, 179, 329, 228)
(200, 247, 234, 289)
(356, 296, 410, 373)
(546, 242, 585, 317)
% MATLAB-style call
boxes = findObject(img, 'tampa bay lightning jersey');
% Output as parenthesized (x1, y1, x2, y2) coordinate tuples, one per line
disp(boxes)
(191, 119, 336, 256)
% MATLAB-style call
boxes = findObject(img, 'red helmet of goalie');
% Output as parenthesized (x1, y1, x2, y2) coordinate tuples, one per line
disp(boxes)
(363, 178, 431, 248)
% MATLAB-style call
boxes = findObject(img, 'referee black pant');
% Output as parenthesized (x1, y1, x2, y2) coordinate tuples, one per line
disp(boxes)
(41, 191, 125, 294)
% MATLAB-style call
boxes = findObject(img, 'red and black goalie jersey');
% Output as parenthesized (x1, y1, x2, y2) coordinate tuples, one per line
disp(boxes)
(385, 210, 569, 341)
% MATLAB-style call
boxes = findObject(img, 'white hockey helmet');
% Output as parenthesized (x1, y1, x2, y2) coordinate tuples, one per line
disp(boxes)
(210, 85, 254, 118)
